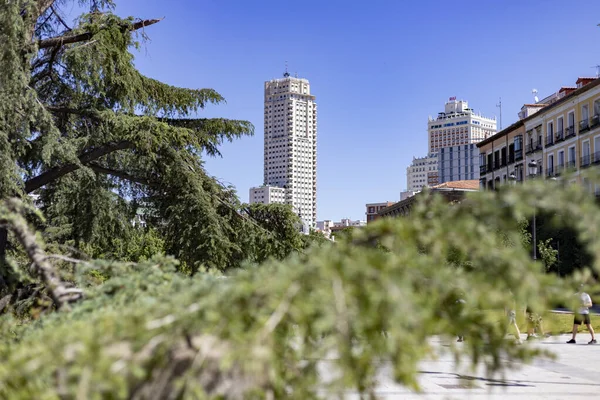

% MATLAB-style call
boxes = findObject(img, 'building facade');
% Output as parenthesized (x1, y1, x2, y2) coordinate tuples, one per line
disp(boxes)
(365, 202, 394, 223)
(406, 153, 439, 192)
(478, 77, 600, 191)
(428, 98, 497, 153)
(438, 144, 480, 183)
(248, 185, 286, 204)
(477, 121, 526, 189)
(249, 72, 318, 227)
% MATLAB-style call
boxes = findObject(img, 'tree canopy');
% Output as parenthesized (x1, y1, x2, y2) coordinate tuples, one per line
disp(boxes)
(0, 0, 313, 281)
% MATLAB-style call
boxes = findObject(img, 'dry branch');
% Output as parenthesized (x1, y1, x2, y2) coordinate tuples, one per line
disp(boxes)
(38, 18, 162, 49)
(24, 140, 133, 193)
(1, 198, 83, 310)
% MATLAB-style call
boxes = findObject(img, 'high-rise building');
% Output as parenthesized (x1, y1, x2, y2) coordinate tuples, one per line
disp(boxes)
(429, 98, 496, 184)
(249, 72, 317, 227)
(428, 98, 496, 153)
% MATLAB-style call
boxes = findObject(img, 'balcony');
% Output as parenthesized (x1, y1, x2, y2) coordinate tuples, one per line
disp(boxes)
(508, 153, 515, 164)
(546, 166, 554, 177)
(545, 134, 554, 147)
(593, 151, 600, 165)
(479, 164, 487, 175)
(515, 149, 523, 161)
(567, 160, 576, 170)
(564, 126, 576, 139)
(527, 141, 543, 153)
(591, 115, 600, 130)
(581, 154, 592, 168)
(555, 129, 564, 142)
(579, 119, 590, 133)
(493, 161, 500, 171)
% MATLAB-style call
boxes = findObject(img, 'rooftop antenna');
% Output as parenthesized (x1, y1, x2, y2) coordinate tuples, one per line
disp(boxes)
(532, 89, 539, 103)
(283, 61, 290, 77)
(496, 97, 502, 130)
(592, 65, 600, 78)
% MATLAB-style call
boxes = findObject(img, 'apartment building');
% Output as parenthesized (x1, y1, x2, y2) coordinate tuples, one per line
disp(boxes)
(477, 120, 526, 189)
(478, 77, 600, 190)
(406, 153, 439, 192)
(249, 72, 318, 227)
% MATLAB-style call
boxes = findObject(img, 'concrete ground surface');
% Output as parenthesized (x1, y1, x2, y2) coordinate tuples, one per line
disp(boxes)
(319, 334, 600, 399)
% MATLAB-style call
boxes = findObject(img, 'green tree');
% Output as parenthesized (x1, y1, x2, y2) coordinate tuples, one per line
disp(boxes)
(538, 238, 559, 272)
(0, 0, 302, 279)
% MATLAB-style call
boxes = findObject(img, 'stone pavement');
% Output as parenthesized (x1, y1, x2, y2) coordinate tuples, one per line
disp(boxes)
(319, 334, 600, 399)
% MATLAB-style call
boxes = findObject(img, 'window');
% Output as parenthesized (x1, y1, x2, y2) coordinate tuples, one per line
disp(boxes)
(558, 150, 565, 168)
(568, 146, 576, 167)
(581, 105, 590, 130)
(568, 112, 575, 130)
(548, 154, 554, 175)
(583, 141, 591, 166)
(555, 117, 563, 139)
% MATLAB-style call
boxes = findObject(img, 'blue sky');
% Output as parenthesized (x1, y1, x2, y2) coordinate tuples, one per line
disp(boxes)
(67, 0, 600, 221)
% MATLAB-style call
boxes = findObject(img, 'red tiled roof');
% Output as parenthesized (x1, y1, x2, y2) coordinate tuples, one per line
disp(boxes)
(431, 180, 479, 190)
(559, 86, 577, 92)
(576, 77, 596, 84)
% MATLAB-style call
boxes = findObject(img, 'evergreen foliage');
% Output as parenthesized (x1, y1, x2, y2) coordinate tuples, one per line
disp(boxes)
(1, 177, 599, 398)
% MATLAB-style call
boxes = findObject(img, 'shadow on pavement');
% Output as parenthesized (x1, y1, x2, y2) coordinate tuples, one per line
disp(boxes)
(418, 370, 600, 388)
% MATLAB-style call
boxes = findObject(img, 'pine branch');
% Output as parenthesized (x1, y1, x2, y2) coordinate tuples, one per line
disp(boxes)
(38, 18, 163, 49)
(0, 198, 83, 310)
(88, 163, 156, 187)
(24, 141, 133, 193)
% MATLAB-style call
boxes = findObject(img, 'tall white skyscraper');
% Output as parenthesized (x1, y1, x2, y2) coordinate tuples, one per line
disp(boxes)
(249, 72, 317, 227)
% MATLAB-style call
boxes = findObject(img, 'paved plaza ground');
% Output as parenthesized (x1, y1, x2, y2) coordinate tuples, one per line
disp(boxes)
(320, 334, 600, 399)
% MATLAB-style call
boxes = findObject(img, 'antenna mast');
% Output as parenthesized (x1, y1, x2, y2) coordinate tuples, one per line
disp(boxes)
(593, 65, 600, 78)
(496, 97, 502, 131)
(283, 60, 290, 77)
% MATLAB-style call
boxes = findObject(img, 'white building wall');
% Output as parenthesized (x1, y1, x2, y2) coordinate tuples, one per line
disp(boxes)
(406, 153, 438, 192)
(249, 186, 287, 204)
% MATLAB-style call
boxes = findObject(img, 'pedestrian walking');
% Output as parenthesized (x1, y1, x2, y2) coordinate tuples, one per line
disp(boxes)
(506, 307, 522, 344)
(567, 285, 596, 344)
